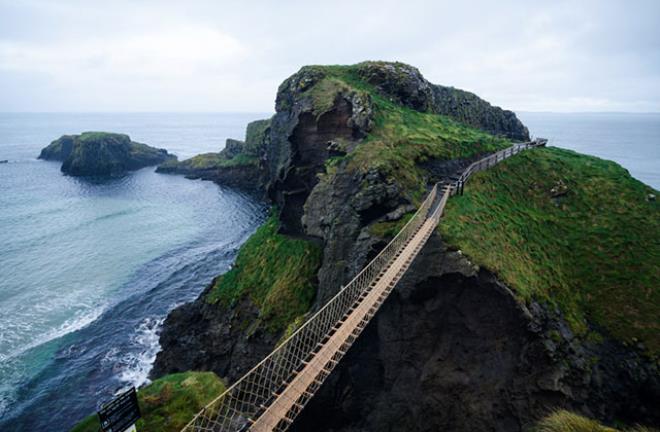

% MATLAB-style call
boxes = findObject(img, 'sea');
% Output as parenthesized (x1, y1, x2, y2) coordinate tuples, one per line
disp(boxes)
(0, 113, 269, 431)
(0, 112, 658, 432)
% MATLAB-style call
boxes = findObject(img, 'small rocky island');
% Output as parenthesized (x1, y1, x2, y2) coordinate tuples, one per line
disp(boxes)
(39, 132, 175, 176)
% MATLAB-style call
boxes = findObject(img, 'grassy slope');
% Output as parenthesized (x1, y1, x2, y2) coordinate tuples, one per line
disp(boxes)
(534, 410, 658, 432)
(440, 147, 659, 353)
(302, 64, 511, 200)
(158, 152, 258, 171)
(71, 371, 225, 432)
(206, 213, 322, 332)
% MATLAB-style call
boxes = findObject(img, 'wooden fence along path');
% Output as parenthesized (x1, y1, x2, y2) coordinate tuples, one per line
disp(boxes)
(181, 139, 547, 432)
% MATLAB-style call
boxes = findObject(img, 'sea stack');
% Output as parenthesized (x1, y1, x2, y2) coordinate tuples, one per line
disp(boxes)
(39, 131, 175, 176)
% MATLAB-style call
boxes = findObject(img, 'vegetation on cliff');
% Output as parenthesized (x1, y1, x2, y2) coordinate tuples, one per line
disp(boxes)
(158, 151, 258, 172)
(71, 371, 224, 432)
(206, 213, 322, 332)
(441, 147, 659, 353)
(39, 132, 174, 176)
(157, 118, 269, 177)
(533, 410, 657, 432)
(282, 62, 511, 200)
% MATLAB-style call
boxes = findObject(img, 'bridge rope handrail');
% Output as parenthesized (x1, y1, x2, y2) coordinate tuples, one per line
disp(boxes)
(181, 138, 546, 432)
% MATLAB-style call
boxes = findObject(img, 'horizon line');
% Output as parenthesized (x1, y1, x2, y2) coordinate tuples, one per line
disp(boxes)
(2, 110, 660, 115)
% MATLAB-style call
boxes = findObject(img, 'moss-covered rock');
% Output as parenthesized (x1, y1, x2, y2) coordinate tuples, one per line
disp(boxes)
(39, 132, 174, 176)
(70, 371, 224, 432)
(156, 118, 271, 194)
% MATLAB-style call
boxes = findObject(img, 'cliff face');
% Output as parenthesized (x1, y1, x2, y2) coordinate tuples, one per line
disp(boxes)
(291, 236, 659, 431)
(39, 132, 174, 176)
(152, 61, 658, 430)
(355, 61, 530, 141)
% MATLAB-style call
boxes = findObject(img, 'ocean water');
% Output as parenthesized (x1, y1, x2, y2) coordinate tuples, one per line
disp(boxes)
(519, 112, 660, 189)
(0, 111, 658, 432)
(0, 113, 269, 431)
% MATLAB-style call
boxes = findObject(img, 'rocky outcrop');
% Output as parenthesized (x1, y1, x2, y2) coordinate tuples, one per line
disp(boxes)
(156, 119, 271, 195)
(267, 69, 373, 234)
(150, 279, 279, 382)
(357, 61, 530, 141)
(39, 132, 174, 176)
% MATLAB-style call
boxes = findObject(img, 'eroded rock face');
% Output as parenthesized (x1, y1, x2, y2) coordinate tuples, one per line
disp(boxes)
(267, 68, 374, 235)
(432, 85, 530, 142)
(357, 62, 530, 141)
(151, 279, 279, 382)
(291, 235, 660, 432)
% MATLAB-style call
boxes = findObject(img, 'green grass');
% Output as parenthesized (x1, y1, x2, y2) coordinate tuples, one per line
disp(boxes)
(206, 213, 322, 332)
(533, 410, 658, 432)
(159, 152, 258, 171)
(440, 147, 659, 353)
(71, 371, 225, 432)
(309, 77, 351, 116)
(295, 63, 510, 200)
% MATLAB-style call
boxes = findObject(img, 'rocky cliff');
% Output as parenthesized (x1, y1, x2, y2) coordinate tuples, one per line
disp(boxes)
(356, 61, 530, 141)
(39, 132, 174, 176)
(151, 61, 658, 431)
(292, 235, 659, 431)
(156, 119, 271, 195)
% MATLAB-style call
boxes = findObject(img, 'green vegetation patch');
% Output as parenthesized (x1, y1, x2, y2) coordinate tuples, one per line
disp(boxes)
(206, 213, 322, 332)
(533, 410, 657, 432)
(440, 147, 659, 353)
(309, 77, 352, 116)
(159, 152, 258, 171)
(296, 64, 510, 199)
(71, 371, 225, 432)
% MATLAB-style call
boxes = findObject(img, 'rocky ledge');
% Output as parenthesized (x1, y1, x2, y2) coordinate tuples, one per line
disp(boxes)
(39, 131, 174, 176)
(156, 119, 271, 195)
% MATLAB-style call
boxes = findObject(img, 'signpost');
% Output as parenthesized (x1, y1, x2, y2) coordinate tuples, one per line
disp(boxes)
(98, 387, 141, 432)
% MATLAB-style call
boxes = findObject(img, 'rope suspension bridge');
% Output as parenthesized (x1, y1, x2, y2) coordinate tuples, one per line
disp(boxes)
(181, 139, 547, 432)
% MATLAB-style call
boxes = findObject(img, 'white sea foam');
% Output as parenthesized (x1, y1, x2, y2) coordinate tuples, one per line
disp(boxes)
(117, 316, 165, 389)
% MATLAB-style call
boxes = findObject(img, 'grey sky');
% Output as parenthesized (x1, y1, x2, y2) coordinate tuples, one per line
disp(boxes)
(1, 0, 658, 113)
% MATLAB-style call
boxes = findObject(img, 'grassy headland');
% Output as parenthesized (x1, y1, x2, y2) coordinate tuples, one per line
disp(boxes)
(297, 63, 511, 199)
(441, 147, 659, 353)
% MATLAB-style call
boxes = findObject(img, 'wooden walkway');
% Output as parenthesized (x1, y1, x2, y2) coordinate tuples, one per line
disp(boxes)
(181, 139, 547, 432)
(250, 189, 448, 431)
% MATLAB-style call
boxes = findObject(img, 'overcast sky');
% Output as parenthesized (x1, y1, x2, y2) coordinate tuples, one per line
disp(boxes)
(1, 0, 658, 113)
